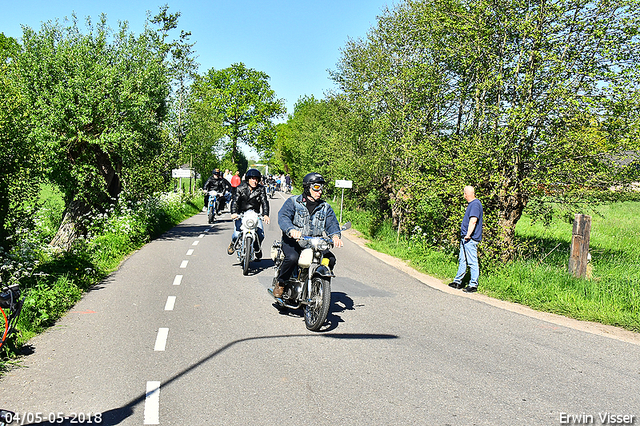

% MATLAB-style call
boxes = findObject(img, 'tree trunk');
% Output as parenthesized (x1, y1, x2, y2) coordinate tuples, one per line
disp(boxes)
(49, 147, 121, 251)
(496, 187, 527, 262)
(49, 198, 92, 251)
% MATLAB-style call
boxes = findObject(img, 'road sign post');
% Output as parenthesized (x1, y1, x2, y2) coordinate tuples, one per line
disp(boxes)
(172, 168, 194, 193)
(335, 180, 353, 224)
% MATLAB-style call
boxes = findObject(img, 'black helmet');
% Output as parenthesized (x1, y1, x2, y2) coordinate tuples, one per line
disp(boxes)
(245, 168, 261, 181)
(303, 172, 326, 187)
(212, 168, 221, 176)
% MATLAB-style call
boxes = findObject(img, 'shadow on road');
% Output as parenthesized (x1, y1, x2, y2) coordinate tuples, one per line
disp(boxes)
(324, 292, 356, 331)
(271, 291, 355, 332)
(23, 333, 398, 426)
(155, 220, 227, 242)
(241, 258, 275, 276)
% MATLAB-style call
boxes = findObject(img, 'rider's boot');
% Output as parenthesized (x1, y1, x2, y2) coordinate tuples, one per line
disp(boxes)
(273, 280, 284, 298)
(227, 241, 235, 255)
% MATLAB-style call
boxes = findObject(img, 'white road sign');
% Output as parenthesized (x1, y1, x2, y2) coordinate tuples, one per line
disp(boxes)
(335, 180, 353, 188)
(172, 169, 193, 178)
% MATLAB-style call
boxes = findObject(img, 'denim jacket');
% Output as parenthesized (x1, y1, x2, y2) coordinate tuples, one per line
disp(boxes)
(278, 195, 341, 238)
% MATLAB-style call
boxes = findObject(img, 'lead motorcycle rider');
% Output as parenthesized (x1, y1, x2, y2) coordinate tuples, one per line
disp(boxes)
(274, 172, 343, 298)
(228, 168, 271, 257)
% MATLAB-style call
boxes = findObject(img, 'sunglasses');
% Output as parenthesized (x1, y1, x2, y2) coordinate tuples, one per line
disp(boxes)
(310, 184, 324, 191)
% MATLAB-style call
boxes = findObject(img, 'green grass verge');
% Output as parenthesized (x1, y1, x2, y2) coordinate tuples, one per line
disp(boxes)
(335, 200, 640, 333)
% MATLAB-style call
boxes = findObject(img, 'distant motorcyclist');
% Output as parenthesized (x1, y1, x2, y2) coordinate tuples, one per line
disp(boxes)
(265, 174, 277, 197)
(265, 174, 276, 186)
(228, 168, 271, 257)
(204, 169, 232, 213)
(273, 172, 343, 298)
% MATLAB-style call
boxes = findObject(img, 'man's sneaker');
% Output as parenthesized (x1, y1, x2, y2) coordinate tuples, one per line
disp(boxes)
(273, 281, 284, 298)
(448, 282, 465, 289)
(227, 242, 235, 255)
(462, 286, 478, 293)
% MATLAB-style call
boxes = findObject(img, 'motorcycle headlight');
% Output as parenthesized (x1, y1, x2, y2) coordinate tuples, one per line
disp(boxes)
(311, 238, 330, 251)
(245, 218, 255, 228)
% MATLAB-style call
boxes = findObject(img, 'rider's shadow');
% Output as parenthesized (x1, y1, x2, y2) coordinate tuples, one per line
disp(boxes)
(244, 259, 275, 276)
(323, 292, 355, 331)
(270, 291, 355, 332)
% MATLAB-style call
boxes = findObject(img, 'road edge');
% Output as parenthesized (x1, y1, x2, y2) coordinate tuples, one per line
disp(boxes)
(342, 228, 640, 347)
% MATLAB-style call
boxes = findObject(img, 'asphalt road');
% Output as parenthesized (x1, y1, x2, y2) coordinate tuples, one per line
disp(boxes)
(1, 192, 639, 426)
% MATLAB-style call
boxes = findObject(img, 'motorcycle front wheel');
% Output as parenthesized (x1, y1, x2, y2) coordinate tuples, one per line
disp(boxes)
(242, 234, 252, 275)
(304, 277, 331, 331)
(208, 204, 215, 223)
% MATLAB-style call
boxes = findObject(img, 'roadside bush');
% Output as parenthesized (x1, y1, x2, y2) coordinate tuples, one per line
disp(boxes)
(18, 275, 82, 336)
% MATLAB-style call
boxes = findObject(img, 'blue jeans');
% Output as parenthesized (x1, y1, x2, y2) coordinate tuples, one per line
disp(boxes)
(454, 239, 479, 288)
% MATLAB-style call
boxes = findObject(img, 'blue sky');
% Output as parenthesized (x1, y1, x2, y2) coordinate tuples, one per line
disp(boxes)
(2, 0, 392, 117)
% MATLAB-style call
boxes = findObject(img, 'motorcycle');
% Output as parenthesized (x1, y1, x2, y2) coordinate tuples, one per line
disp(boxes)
(267, 184, 276, 199)
(268, 222, 351, 331)
(233, 210, 263, 275)
(207, 190, 225, 224)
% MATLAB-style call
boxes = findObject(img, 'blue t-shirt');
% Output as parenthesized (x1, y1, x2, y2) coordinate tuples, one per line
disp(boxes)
(460, 198, 483, 242)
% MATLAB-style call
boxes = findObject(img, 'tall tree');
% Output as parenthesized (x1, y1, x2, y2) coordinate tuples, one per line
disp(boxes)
(17, 10, 178, 249)
(330, 0, 640, 260)
(0, 34, 39, 256)
(190, 62, 286, 166)
(152, 5, 200, 175)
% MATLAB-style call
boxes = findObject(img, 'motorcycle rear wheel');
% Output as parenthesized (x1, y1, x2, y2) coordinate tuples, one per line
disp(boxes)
(304, 277, 331, 331)
(242, 235, 252, 275)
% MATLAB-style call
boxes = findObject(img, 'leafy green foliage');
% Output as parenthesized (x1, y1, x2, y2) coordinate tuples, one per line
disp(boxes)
(294, 0, 640, 261)
(187, 62, 286, 173)
(11, 9, 194, 250)
(0, 34, 39, 259)
(19, 15, 172, 205)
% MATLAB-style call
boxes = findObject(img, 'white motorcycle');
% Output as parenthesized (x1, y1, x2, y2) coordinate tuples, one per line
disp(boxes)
(207, 190, 225, 224)
(233, 210, 263, 275)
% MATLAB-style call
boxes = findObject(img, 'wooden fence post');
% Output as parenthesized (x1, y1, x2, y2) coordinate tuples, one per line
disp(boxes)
(568, 214, 591, 278)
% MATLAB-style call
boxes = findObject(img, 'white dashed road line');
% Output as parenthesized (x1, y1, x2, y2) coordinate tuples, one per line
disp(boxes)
(154, 328, 169, 351)
(164, 296, 176, 311)
(143, 381, 161, 425)
(146, 230, 204, 422)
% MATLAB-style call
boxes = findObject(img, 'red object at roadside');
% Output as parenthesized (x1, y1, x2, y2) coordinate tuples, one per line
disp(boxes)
(231, 174, 241, 187)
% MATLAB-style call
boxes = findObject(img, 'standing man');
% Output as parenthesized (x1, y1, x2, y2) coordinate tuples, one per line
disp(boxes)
(285, 174, 291, 192)
(449, 186, 483, 293)
(230, 171, 241, 196)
